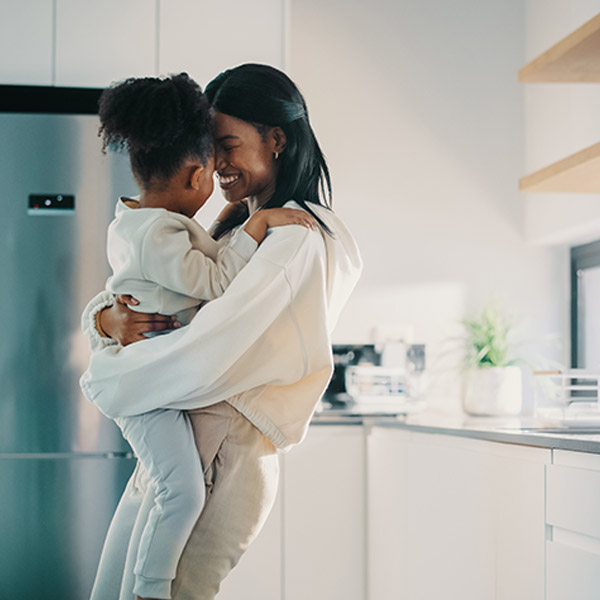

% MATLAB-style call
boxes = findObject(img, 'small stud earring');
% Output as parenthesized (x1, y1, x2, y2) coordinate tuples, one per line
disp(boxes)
(274, 151, 279, 160)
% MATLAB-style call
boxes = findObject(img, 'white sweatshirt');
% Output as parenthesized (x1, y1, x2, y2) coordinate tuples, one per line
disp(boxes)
(80, 202, 362, 451)
(106, 198, 258, 323)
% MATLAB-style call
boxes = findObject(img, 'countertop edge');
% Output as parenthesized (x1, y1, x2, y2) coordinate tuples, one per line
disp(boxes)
(311, 413, 600, 454)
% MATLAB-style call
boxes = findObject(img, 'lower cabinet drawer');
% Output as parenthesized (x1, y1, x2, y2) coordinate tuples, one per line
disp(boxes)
(546, 541, 600, 600)
(546, 464, 600, 538)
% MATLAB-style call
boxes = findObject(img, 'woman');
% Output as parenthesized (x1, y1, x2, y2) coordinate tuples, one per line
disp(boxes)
(82, 63, 362, 600)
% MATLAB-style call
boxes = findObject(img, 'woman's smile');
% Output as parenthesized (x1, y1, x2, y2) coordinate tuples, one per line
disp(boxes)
(216, 172, 242, 190)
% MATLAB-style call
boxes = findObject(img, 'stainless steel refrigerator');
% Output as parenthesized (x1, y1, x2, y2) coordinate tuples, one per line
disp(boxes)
(0, 103, 138, 599)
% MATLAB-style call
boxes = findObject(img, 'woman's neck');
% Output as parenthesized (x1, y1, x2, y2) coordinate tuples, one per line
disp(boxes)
(246, 197, 263, 215)
(246, 181, 277, 215)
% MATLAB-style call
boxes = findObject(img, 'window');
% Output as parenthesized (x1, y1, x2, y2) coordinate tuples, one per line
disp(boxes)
(571, 240, 600, 369)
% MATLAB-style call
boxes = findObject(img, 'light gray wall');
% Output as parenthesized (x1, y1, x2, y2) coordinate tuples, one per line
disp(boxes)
(289, 0, 568, 411)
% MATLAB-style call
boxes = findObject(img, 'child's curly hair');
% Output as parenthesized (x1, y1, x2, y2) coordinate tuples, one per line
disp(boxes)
(98, 73, 213, 189)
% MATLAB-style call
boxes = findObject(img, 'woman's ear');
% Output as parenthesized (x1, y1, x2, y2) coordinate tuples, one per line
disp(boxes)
(271, 127, 287, 154)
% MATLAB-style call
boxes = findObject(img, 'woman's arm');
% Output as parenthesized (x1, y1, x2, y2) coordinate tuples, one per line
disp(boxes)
(81, 226, 329, 419)
(83, 292, 177, 348)
(97, 210, 315, 346)
(100, 297, 180, 346)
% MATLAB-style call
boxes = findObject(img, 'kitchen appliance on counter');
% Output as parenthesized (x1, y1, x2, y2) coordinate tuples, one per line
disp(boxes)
(322, 343, 427, 415)
(534, 370, 600, 427)
(0, 90, 137, 599)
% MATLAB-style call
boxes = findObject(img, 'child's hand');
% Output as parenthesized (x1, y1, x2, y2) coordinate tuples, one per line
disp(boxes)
(244, 208, 318, 244)
(262, 208, 317, 230)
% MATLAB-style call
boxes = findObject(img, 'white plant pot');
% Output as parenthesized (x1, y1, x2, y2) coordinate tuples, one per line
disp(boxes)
(462, 366, 522, 416)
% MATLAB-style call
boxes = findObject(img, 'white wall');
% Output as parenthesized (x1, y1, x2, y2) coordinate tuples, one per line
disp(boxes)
(289, 0, 568, 412)
(523, 0, 600, 244)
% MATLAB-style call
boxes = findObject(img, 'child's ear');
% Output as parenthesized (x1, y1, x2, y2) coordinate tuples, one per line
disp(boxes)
(190, 165, 205, 190)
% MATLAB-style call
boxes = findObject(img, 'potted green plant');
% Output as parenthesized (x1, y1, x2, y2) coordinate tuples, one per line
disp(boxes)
(461, 305, 522, 416)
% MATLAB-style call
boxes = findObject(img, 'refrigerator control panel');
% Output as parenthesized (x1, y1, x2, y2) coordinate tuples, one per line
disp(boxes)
(28, 194, 75, 215)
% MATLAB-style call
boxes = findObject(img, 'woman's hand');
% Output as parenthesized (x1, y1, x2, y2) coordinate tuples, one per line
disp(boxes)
(98, 295, 179, 346)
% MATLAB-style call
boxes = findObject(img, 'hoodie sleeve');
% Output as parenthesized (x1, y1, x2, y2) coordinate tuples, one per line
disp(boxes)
(81, 291, 119, 352)
(80, 225, 330, 419)
(140, 217, 258, 301)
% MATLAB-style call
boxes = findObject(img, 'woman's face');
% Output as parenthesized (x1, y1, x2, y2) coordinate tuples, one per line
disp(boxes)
(213, 111, 279, 207)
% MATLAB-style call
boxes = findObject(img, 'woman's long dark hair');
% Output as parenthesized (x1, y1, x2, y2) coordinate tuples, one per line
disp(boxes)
(205, 63, 332, 235)
(98, 73, 213, 189)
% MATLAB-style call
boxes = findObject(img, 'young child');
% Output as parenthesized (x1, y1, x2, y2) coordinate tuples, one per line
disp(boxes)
(90, 73, 315, 600)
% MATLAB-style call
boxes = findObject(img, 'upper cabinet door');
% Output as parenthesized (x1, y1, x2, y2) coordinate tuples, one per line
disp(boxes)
(0, 0, 53, 85)
(55, 0, 157, 88)
(158, 0, 285, 89)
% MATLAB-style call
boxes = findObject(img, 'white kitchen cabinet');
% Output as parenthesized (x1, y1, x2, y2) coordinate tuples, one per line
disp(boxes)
(1, 0, 285, 90)
(55, 0, 157, 88)
(158, 0, 285, 88)
(0, 0, 53, 85)
(547, 459, 600, 539)
(405, 433, 496, 600)
(367, 427, 548, 600)
(366, 426, 410, 600)
(493, 443, 548, 600)
(546, 450, 600, 600)
(546, 541, 600, 600)
(218, 425, 366, 600)
(210, 422, 557, 600)
(283, 425, 366, 600)
(216, 469, 282, 600)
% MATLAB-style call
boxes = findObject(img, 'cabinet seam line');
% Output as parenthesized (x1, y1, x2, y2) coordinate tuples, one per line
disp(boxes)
(51, 0, 57, 85)
(280, 454, 286, 600)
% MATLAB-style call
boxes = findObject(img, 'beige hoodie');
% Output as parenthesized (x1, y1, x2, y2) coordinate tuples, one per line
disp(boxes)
(80, 202, 362, 451)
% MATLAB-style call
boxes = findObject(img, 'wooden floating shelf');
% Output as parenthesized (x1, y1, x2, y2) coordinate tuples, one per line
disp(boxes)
(519, 13, 600, 82)
(519, 142, 600, 193)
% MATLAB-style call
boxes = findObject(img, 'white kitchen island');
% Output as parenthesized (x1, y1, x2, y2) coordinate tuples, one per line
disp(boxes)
(216, 414, 600, 600)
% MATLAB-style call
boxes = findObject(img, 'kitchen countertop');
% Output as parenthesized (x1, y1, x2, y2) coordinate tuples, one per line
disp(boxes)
(311, 410, 600, 454)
